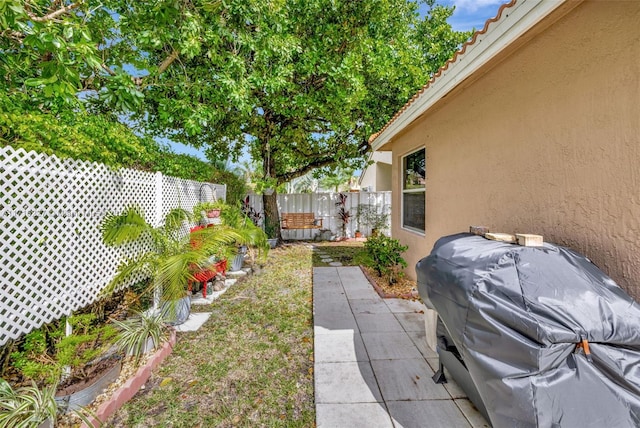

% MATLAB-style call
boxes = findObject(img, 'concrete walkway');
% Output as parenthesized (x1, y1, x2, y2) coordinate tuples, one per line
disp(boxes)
(313, 266, 490, 428)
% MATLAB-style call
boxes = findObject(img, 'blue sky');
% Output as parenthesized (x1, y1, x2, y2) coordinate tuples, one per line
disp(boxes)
(170, 0, 504, 161)
(438, 0, 505, 32)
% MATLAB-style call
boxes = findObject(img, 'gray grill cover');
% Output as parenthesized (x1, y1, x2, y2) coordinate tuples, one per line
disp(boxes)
(416, 233, 640, 428)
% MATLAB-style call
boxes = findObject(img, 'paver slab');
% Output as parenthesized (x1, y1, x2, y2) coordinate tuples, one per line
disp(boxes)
(315, 314, 360, 334)
(173, 312, 211, 332)
(394, 312, 426, 332)
(315, 331, 368, 363)
(313, 280, 344, 291)
(385, 299, 425, 313)
(387, 400, 472, 428)
(338, 266, 366, 284)
(338, 269, 372, 289)
(314, 289, 349, 302)
(313, 297, 349, 312)
(315, 362, 383, 403)
(349, 298, 391, 314)
(361, 332, 423, 360)
(405, 331, 438, 359)
(355, 313, 405, 333)
(313, 267, 341, 281)
(454, 398, 491, 428)
(371, 359, 450, 401)
(345, 288, 382, 300)
(316, 403, 393, 428)
(426, 357, 440, 373)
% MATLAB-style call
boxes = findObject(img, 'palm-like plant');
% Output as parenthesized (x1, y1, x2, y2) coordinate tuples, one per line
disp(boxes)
(219, 203, 269, 258)
(113, 311, 169, 363)
(0, 379, 58, 428)
(100, 206, 242, 304)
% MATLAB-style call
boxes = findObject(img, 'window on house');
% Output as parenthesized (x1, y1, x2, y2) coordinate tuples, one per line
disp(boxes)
(402, 149, 425, 233)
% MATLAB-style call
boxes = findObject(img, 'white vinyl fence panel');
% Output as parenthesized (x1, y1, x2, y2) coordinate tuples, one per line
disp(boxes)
(247, 191, 391, 240)
(0, 146, 225, 345)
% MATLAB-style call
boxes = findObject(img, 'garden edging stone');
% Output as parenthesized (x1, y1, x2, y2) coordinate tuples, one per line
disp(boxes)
(80, 329, 177, 428)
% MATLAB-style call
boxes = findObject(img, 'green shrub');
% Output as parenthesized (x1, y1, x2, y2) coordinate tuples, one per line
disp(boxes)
(11, 314, 118, 384)
(364, 234, 408, 284)
(209, 169, 247, 206)
(10, 330, 59, 385)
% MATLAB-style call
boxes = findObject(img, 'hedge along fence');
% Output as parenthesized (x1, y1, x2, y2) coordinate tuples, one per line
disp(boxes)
(246, 191, 391, 240)
(0, 146, 226, 346)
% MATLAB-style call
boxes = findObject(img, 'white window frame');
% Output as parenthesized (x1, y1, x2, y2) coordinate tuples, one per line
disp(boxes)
(401, 148, 426, 235)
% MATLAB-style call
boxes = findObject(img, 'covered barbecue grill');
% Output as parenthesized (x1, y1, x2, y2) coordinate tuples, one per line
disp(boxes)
(416, 233, 640, 428)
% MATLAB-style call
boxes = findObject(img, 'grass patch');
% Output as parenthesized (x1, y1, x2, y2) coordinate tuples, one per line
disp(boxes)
(313, 240, 417, 296)
(311, 241, 365, 266)
(110, 243, 315, 427)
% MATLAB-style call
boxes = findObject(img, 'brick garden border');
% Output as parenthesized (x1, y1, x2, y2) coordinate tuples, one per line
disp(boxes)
(81, 329, 177, 428)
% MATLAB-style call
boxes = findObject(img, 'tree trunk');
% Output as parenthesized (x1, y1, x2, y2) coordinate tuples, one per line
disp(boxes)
(263, 191, 282, 242)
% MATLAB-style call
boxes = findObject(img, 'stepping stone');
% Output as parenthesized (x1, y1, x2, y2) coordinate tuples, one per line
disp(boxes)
(227, 269, 248, 277)
(174, 312, 211, 332)
(329, 262, 343, 267)
(191, 278, 237, 305)
(321, 258, 334, 263)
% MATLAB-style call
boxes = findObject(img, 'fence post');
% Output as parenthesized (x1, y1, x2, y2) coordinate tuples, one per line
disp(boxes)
(154, 171, 163, 227)
(153, 172, 163, 309)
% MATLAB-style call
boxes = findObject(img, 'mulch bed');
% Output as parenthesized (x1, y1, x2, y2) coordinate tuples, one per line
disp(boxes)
(360, 265, 419, 300)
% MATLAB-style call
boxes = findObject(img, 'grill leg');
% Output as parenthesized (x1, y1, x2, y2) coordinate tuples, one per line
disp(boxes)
(432, 360, 447, 384)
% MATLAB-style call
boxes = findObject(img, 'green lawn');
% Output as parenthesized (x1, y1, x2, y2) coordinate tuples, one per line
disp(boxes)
(110, 243, 318, 427)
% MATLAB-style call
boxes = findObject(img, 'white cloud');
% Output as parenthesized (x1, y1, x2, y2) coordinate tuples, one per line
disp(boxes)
(451, 0, 504, 13)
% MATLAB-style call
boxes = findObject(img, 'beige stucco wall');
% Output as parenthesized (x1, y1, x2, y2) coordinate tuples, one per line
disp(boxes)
(360, 151, 392, 191)
(389, 1, 640, 298)
(375, 162, 392, 192)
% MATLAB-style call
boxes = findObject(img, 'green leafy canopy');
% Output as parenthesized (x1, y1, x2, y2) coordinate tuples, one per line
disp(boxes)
(2, 0, 471, 234)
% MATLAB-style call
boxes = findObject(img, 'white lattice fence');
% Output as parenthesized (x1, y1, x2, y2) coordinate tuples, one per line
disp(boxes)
(0, 146, 225, 345)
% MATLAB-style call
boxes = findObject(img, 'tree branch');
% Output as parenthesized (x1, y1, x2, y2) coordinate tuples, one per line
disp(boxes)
(101, 63, 116, 76)
(27, 2, 81, 22)
(278, 155, 338, 184)
(2, 29, 24, 42)
(158, 49, 180, 75)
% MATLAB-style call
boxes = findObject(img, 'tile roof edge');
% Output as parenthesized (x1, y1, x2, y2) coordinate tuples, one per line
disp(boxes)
(368, 0, 517, 146)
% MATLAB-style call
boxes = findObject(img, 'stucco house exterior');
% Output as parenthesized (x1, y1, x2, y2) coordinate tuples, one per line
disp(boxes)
(358, 151, 392, 192)
(369, 0, 640, 299)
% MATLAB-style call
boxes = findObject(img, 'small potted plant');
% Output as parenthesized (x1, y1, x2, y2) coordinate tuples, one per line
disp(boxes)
(101, 206, 241, 324)
(113, 311, 169, 364)
(193, 200, 226, 219)
(264, 219, 278, 248)
(219, 203, 269, 268)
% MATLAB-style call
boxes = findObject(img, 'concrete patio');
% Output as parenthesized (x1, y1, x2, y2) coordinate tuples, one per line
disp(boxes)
(313, 265, 490, 428)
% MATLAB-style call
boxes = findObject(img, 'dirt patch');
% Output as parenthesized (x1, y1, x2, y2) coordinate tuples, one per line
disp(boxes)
(56, 356, 120, 396)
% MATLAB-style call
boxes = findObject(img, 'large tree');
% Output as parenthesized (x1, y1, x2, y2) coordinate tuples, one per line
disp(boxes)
(1, 0, 471, 239)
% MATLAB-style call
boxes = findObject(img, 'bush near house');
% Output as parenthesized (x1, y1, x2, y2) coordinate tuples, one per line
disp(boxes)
(364, 235, 408, 284)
